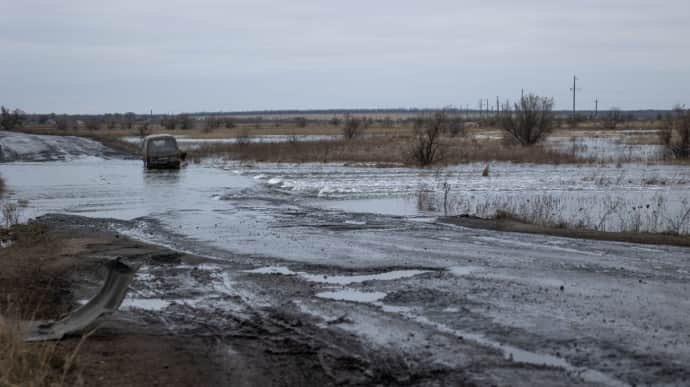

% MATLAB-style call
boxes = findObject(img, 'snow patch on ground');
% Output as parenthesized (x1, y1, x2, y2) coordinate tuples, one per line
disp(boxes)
(0, 131, 110, 161)
(244, 266, 429, 285)
(316, 290, 387, 303)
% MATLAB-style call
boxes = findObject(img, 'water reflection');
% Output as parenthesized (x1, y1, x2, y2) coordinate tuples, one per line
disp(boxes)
(143, 168, 182, 185)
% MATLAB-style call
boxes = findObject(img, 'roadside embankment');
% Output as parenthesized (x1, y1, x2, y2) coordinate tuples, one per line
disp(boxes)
(441, 214, 690, 247)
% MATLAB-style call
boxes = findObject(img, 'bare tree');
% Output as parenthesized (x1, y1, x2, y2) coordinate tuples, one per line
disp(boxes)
(446, 116, 465, 137)
(342, 114, 362, 139)
(224, 117, 236, 129)
(0, 106, 25, 131)
(104, 114, 117, 129)
(123, 112, 137, 129)
(204, 116, 222, 132)
(605, 107, 623, 129)
(408, 111, 447, 167)
(55, 115, 71, 131)
(294, 117, 307, 128)
(500, 94, 554, 145)
(177, 114, 193, 130)
(161, 115, 177, 130)
(85, 117, 101, 131)
(661, 106, 690, 159)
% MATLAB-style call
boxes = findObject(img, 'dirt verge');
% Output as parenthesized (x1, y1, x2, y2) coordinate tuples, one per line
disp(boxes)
(441, 214, 690, 247)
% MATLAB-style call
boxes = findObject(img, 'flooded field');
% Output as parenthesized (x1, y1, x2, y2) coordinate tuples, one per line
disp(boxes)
(542, 128, 666, 162)
(2, 131, 690, 386)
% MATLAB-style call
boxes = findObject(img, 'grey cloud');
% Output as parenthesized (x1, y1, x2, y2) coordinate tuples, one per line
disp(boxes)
(0, 0, 688, 113)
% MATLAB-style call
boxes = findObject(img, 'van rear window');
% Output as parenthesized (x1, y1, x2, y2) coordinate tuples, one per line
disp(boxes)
(149, 138, 177, 151)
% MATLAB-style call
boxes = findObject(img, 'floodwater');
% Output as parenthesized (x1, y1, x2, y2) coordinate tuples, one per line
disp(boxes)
(1, 158, 254, 221)
(2, 133, 690, 386)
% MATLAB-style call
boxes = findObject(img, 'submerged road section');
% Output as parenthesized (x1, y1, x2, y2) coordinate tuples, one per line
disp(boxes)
(2, 131, 689, 386)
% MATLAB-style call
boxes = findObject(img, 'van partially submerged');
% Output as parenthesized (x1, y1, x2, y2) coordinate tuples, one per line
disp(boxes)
(142, 134, 185, 169)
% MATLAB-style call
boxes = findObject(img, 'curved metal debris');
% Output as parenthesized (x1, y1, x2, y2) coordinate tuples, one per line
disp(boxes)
(23, 258, 138, 342)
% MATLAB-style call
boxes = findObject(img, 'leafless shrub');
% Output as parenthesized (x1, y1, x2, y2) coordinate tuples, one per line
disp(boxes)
(442, 181, 451, 215)
(605, 107, 623, 129)
(85, 118, 101, 131)
(204, 116, 222, 132)
(122, 112, 137, 129)
(177, 114, 193, 130)
(446, 116, 465, 137)
(161, 115, 177, 130)
(660, 106, 690, 159)
(408, 111, 448, 167)
(104, 114, 117, 130)
(294, 117, 307, 128)
(224, 117, 236, 129)
(342, 114, 363, 140)
(0, 106, 25, 131)
(329, 116, 341, 127)
(596, 197, 623, 231)
(55, 115, 71, 131)
(2, 201, 21, 228)
(667, 198, 690, 235)
(500, 94, 554, 145)
(567, 113, 586, 128)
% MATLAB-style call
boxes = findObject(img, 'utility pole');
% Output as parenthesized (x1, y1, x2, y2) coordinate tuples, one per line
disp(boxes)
(594, 99, 599, 117)
(496, 96, 500, 115)
(570, 75, 581, 116)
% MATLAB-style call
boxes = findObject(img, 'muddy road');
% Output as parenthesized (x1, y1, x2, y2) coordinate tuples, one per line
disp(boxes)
(2, 131, 690, 386)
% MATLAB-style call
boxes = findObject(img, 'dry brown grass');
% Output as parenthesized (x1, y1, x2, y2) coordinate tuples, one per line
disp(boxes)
(0, 316, 85, 387)
(0, 223, 79, 319)
(19, 122, 667, 165)
(189, 134, 586, 165)
(0, 224, 88, 387)
(190, 136, 407, 164)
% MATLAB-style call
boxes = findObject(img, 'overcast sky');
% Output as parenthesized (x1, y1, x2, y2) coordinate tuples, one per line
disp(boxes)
(1, 0, 688, 114)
